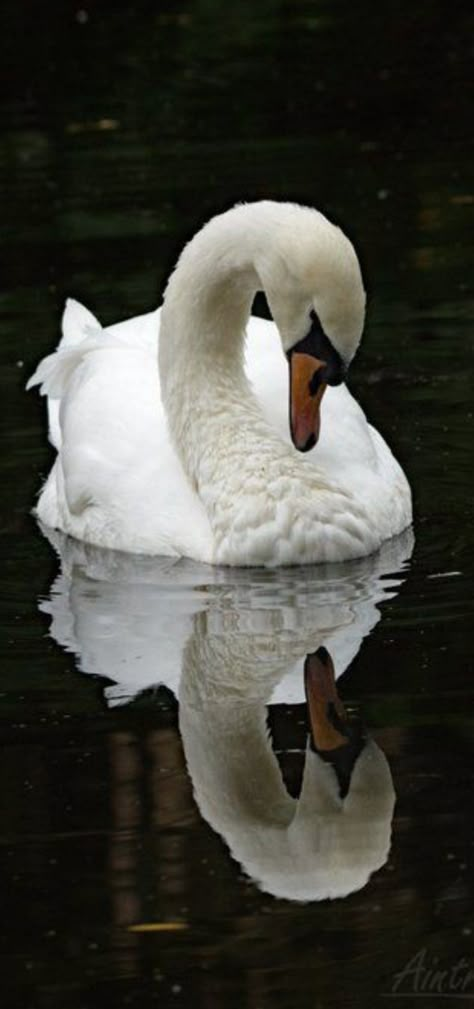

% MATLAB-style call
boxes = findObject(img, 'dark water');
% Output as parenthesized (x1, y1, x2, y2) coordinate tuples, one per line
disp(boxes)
(1, 1, 473, 1007)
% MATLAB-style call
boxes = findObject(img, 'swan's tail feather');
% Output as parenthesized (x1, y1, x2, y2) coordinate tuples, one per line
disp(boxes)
(26, 299, 102, 450)
(26, 337, 98, 398)
(60, 298, 101, 349)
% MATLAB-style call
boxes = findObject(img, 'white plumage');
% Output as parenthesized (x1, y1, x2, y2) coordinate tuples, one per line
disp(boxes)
(28, 201, 412, 565)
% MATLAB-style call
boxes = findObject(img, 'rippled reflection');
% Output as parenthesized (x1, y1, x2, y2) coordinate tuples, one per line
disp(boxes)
(39, 526, 413, 902)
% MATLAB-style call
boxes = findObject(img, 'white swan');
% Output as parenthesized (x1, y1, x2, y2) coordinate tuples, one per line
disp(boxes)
(28, 201, 412, 566)
(39, 530, 411, 900)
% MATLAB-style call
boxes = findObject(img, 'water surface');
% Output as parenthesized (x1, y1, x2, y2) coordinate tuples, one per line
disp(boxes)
(1, 1, 473, 1007)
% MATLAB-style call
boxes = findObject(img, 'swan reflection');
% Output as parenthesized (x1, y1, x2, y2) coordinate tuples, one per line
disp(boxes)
(178, 621, 394, 903)
(39, 526, 413, 902)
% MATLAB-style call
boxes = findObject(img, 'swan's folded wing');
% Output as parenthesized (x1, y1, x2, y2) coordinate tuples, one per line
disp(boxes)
(245, 316, 291, 443)
(27, 301, 161, 450)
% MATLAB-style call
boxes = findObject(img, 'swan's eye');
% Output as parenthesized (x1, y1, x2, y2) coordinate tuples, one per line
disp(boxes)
(309, 367, 326, 396)
(289, 310, 346, 387)
(286, 312, 347, 452)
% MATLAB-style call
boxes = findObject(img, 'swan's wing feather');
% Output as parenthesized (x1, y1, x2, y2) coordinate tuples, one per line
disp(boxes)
(26, 335, 103, 399)
(38, 330, 213, 559)
(27, 303, 161, 396)
(103, 307, 161, 351)
(27, 302, 161, 450)
(27, 299, 103, 448)
(27, 332, 116, 450)
(245, 316, 290, 440)
(29, 301, 212, 558)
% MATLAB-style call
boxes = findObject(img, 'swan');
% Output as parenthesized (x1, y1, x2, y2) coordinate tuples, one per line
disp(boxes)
(28, 201, 412, 566)
(38, 530, 410, 900)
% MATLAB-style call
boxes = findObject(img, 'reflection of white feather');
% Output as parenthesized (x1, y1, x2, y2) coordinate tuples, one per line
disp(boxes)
(40, 527, 412, 901)
(181, 694, 394, 902)
(177, 553, 402, 901)
(41, 530, 207, 706)
(41, 526, 413, 706)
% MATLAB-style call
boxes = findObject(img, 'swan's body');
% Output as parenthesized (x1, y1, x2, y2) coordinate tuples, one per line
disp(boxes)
(29, 201, 411, 565)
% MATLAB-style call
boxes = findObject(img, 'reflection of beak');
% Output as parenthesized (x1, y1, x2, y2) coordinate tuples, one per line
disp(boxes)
(304, 647, 348, 752)
(289, 353, 327, 452)
(304, 647, 367, 798)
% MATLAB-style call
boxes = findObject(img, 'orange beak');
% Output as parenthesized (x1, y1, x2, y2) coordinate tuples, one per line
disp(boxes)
(289, 352, 327, 452)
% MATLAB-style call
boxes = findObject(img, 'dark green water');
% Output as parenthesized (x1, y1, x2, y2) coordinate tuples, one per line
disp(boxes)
(1, 2, 473, 1007)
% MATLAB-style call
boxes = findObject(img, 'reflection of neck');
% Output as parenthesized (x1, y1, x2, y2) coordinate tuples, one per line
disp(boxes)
(178, 620, 395, 901)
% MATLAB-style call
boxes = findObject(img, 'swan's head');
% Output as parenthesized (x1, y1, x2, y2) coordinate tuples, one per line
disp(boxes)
(256, 202, 366, 452)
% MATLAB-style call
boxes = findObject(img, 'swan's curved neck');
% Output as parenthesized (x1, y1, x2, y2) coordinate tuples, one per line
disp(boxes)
(159, 206, 269, 459)
(159, 205, 297, 561)
(162, 213, 263, 356)
(157, 203, 366, 565)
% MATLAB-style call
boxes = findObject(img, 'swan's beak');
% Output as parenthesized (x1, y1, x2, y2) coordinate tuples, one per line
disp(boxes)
(289, 353, 327, 453)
